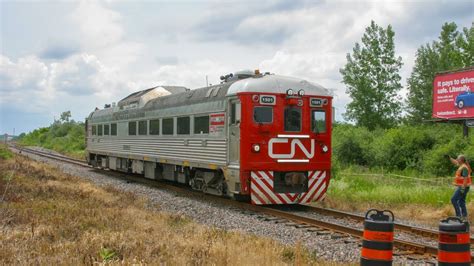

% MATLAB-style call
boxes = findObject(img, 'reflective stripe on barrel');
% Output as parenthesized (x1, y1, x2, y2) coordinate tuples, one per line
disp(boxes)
(439, 233, 470, 244)
(363, 230, 394, 242)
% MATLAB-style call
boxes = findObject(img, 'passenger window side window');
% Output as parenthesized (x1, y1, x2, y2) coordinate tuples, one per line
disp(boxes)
(230, 102, 241, 124)
(177, 117, 190, 135)
(149, 119, 160, 135)
(98, 125, 103, 136)
(162, 118, 174, 135)
(104, 124, 110, 135)
(92, 125, 97, 136)
(128, 121, 137, 135)
(110, 123, 117, 136)
(138, 120, 147, 135)
(194, 115, 209, 134)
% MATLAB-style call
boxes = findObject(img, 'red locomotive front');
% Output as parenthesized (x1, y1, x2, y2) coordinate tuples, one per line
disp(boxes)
(227, 74, 332, 205)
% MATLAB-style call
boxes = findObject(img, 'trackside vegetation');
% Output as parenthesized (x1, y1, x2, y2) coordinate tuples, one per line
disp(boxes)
(0, 145, 13, 160)
(18, 112, 85, 159)
(326, 123, 473, 219)
(331, 123, 474, 177)
(0, 155, 335, 265)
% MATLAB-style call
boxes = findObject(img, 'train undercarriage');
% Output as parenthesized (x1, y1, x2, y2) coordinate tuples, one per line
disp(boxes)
(89, 153, 231, 198)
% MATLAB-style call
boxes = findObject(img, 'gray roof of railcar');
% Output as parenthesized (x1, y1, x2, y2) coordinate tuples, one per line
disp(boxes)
(88, 74, 330, 121)
(227, 74, 331, 96)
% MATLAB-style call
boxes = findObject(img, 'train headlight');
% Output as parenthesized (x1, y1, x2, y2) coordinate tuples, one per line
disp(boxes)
(286, 89, 294, 96)
(322, 144, 329, 153)
(252, 144, 261, 153)
(298, 89, 305, 96)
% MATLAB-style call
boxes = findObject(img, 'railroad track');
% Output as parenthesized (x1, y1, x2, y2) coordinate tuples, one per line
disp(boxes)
(298, 205, 474, 245)
(8, 144, 474, 263)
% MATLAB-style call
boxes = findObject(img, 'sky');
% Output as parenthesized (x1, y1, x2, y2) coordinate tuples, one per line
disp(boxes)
(1, 0, 473, 134)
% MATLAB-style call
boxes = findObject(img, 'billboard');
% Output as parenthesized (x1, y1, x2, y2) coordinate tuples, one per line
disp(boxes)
(432, 68, 474, 119)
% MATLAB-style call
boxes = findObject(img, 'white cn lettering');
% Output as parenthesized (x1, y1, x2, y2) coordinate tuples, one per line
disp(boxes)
(268, 138, 315, 159)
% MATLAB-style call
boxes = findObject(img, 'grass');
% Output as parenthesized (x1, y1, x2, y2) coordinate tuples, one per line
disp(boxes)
(0, 144, 13, 160)
(0, 153, 340, 265)
(322, 173, 473, 226)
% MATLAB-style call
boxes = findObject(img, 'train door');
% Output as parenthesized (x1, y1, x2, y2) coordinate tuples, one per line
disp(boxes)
(228, 99, 241, 165)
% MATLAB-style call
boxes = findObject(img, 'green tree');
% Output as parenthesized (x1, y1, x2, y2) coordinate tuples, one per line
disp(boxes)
(406, 44, 439, 122)
(60, 111, 72, 123)
(340, 21, 403, 130)
(436, 22, 464, 71)
(406, 22, 473, 123)
(456, 22, 474, 67)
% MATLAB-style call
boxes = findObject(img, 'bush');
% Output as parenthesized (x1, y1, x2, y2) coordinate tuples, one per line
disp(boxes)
(332, 124, 375, 167)
(18, 118, 85, 159)
(332, 123, 472, 177)
(373, 126, 436, 171)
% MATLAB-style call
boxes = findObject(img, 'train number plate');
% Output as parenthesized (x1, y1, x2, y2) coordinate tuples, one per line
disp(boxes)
(310, 98, 327, 107)
(260, 95, 276, 105)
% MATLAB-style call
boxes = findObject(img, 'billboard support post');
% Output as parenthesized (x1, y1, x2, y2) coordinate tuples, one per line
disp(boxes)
(463, 121, 469, 138)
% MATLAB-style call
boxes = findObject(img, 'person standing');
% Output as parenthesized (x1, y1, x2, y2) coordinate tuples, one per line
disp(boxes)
(448, 155, 472, 220)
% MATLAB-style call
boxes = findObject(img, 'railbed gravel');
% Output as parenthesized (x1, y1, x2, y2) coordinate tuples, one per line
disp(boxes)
(15, 147, 452, 265)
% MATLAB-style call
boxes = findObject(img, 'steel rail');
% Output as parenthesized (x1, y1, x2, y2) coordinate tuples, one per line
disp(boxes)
(9, 144, 474, 263)
(299, 205, 474, 245)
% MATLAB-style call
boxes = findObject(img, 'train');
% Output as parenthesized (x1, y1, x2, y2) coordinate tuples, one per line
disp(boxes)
(85, 70, 333, 204)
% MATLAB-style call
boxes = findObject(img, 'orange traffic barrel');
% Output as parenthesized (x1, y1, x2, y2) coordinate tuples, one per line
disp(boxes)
(438, 217, 470, 266)
(360, 209, 394, 266)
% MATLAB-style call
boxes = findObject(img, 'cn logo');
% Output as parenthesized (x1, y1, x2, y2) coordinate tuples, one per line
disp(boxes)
(268, 138, 315, 159)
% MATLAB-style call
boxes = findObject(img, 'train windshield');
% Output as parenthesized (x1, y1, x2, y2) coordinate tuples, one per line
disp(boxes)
(253, 106, 273, 123)
(284, 107, 301, 132)
(312, 110, 326, 133)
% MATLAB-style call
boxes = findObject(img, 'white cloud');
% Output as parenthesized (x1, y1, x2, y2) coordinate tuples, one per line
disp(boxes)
(70, 0, 144, 68)
(0, 55, 49, 111)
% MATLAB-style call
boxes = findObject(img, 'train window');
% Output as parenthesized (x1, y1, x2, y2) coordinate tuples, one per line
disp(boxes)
(128, 121, 137, 135)
(92, 125, 97, 136)
(312, 110, 326, 133)
(104, 124, 110, 135)
(149, 119, 160, 135)
(98, 124, 103, 136)
(194, 115, 209, 134)
(162, 118, 174, 135)
(177, 117, 190, 135)
(253, 107, 273, 123)
(284, 107, 301, 132)
(138, 120, 147, 135)
(230, 102, 241, 124)
(111, 123, 117, 136)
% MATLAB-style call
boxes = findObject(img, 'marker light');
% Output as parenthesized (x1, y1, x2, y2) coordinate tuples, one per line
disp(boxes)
(322, 145, 329, 153)
(286, 89, 294, 96)
(252, 95, 259, 102)
(252, 144, 261, 152)
(298, 89, 305, 96)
